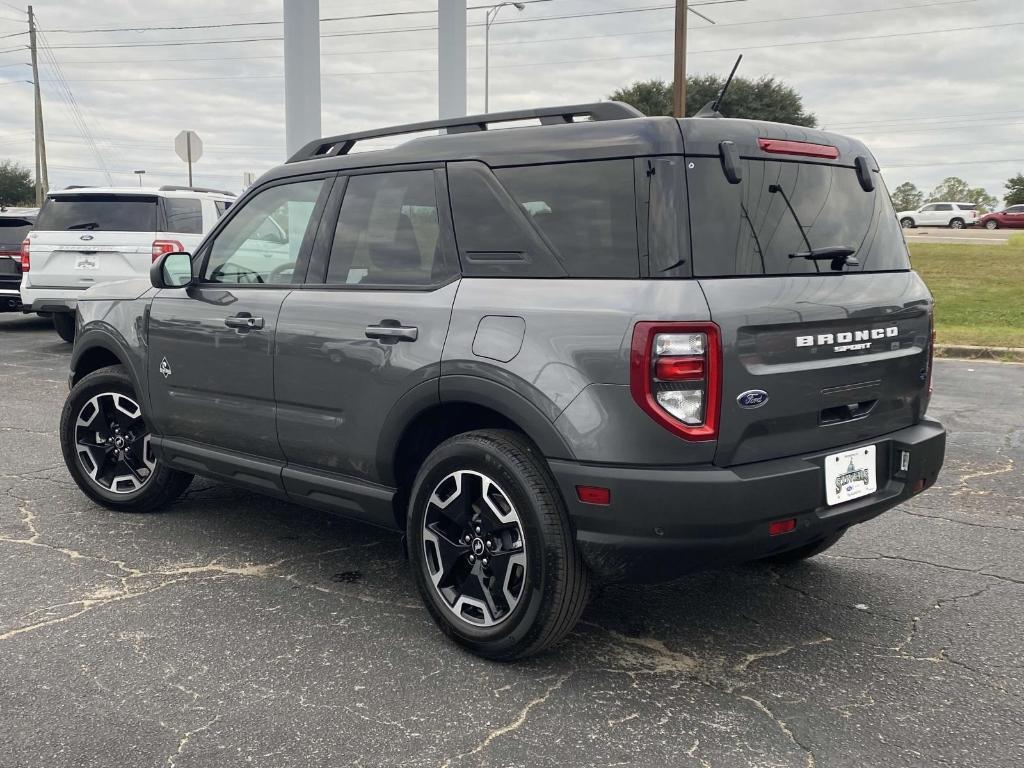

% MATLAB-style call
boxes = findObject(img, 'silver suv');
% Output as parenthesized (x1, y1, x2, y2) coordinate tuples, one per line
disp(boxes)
(59, 104, 946, 659)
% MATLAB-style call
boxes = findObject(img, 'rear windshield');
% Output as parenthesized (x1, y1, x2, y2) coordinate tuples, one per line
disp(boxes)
(0, 218, 33, 248)
(685, 159, 910, 277)
(35, 194, 158, 232)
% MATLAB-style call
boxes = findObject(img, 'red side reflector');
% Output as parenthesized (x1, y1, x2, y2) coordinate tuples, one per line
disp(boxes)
(576, 486, 611, 505)
(655, 356, 705, 381)
(768, 518, 797, 536)
(758, 138, 840, 160)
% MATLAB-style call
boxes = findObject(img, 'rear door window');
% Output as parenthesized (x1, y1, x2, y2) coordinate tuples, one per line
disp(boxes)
(494, 160, 639, 278)
(163, 197, 203, 234)
(325, 170, 448, 287)
(687, 159, 910, 276)
(34, 194, 157, 232)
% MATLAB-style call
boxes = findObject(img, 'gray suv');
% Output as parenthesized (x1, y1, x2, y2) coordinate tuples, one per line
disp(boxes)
(59, 103, 946, 659)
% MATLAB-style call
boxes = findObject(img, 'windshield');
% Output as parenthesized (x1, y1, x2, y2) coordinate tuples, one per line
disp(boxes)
(685, 159, 910, 277)
(35, 194, 158, 232)
(0, 218, 33, 249)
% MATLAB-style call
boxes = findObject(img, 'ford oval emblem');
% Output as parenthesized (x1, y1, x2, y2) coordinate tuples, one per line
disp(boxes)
(79, 234, 94, 241)
(737, 390, 769, 409)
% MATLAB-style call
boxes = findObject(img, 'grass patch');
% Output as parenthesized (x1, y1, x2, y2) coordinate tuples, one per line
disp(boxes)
(909, 240, 1024, 348)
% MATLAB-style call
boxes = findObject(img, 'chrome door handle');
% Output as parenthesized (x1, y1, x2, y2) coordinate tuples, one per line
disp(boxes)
(365, 324, 418, 342)
(224, 314, 264, 330)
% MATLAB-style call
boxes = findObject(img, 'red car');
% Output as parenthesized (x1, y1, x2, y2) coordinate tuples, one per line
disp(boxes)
(977, 204, 1024, 229)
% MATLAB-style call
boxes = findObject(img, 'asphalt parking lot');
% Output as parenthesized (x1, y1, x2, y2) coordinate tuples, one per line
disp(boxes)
(1, 312, 1021, 768)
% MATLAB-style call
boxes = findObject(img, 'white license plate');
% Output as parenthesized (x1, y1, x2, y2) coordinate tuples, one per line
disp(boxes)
(824, 445, 877, 506)
(74, 255, 99, 270)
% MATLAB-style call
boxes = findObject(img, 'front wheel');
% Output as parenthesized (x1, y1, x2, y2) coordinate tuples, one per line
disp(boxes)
(949, 218, 966, 230)
(407, 429, 590, 660)
(52, 312, 75, 343)
(985, 220, 999, 230)
(60, 365, 193, 512)
(900, 217, 915, 229)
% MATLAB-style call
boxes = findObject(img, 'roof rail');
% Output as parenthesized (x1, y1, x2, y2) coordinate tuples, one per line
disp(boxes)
(158, 185, 236, 196)
(287, 101, 644, 164)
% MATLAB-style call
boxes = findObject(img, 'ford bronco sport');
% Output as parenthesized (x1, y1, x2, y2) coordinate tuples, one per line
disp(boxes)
(59, 103, 946, 660)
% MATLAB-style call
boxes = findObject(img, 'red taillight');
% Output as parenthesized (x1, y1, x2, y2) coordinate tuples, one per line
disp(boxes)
(768, 518, 797, 536)
(630, 321, 721, 441)
(20, 238, 30, 272)
(151, 239, 184, 262)
(758, 138, 840, 160)
(576, 486, 611, 505)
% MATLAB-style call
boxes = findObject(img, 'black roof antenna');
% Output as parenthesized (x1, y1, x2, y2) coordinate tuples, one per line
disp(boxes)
(696, 54, 743, 119)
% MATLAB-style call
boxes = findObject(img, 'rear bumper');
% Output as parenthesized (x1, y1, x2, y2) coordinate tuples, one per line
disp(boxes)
(20, 286, 83, 314)
(549, 418, 946, 583)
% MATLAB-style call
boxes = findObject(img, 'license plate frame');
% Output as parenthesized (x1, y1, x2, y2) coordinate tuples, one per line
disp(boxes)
(824, 445, 877, 506)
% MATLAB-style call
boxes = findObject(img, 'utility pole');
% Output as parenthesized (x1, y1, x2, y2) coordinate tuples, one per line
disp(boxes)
(283, 0, 321, 158)
(438, 0, 467, 119)
(673, 0, 687, 118)
(27, 5, 48, 204)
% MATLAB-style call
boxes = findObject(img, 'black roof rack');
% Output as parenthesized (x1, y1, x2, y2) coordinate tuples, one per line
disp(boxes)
(158, 185, 235, 196)
(288, 101, 644, 164)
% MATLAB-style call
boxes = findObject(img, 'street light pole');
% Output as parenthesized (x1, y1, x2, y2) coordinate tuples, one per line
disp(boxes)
(134, 170, 146, 188)
(484, 2, 524, 113)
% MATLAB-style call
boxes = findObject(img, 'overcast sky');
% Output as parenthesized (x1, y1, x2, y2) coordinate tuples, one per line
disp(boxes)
(0, 0, 1020, 201)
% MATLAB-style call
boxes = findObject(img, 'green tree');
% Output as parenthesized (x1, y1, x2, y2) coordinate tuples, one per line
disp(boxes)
(0, 160, 34, 208)
(609, 74, 817, 127)
(926, 176, 998, 210)
(890, 182, 924, 212)
(1004, 173, 1024, 207)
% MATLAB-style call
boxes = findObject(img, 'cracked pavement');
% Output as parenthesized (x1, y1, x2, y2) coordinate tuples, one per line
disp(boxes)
(1, 313, 1022, 767)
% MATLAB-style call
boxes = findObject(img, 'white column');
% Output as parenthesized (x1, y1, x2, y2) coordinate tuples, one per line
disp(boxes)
(438, 0, 467, 119)
(284, 0, 322, 157)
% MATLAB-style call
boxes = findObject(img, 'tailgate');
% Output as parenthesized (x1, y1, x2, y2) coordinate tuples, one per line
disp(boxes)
(27, 233, 153, 288)
(701, 273, 931, 466)
(680, 120, 932, 467)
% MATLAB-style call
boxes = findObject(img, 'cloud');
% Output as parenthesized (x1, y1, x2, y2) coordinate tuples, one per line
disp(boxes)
(0, 0, 1019, 201)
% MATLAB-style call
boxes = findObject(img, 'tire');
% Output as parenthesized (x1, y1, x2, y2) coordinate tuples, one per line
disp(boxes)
(985, 219, 999, 230)
(900, 218, 915, 229)
(949, 218, 965, 230)
(52, 312, 76, 343)
(406, 429, 590, 660)
(759, 530, 845, 565)
(60, 365, 193, 512)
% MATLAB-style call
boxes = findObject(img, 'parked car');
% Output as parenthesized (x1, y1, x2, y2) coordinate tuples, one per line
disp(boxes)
(977, 204, 1024, 229)
(20, 186, 235, 341)
(60, 103, 946, 659)
(896, 202, 978, 229)
(0, 208, 36, 312)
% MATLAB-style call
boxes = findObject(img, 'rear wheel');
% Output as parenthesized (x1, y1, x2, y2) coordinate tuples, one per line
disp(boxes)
(52, 312, 75, 343)
(949, 218, 965, 230)
(60, 365, 192, 512)
(760, 531, 845, 564)
(900, 217, 915, 229)
(985, 219, 999, 230)
(407, 429, 590, 660)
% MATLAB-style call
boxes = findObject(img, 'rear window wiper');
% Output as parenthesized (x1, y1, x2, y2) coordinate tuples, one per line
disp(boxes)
(789, 246, 860, 270)
(67, 222, 101, 230)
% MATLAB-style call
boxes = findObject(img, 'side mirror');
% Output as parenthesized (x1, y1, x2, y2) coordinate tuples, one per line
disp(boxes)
(151, 251, 194, 289)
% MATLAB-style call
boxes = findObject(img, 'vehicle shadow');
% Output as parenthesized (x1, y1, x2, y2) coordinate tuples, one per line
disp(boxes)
(149, 481, 891, 669)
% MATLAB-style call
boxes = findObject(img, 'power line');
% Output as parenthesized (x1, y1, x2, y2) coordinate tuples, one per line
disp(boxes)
(36, 3, 748, 50)
(883, 158, 1024, 169)
(33, 0, 981, 69)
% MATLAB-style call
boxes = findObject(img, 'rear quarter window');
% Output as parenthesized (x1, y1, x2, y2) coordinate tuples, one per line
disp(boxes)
(495, 160, 638, 278)
(687, 159, 911, 277)
(163, 197, 203, 234)
(35, 194, 158, 232)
